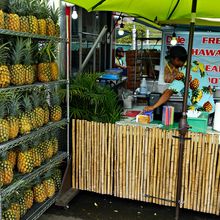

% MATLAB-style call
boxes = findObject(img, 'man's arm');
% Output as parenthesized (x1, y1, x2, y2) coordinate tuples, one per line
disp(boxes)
(144, 89, 174, 111)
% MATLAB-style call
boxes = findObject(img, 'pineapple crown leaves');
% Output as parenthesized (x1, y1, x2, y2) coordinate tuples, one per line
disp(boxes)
(8, 0, 27, 16)
(25, 0, 38, 16)
(49, 2, 60, 24)
(37, 0, 50, 19)
(0, 0, 9, 11)
(31, 91, 41, 108)
(42, 170, 53, 180)
(0, 151, 9, 160)
(6, 93, 21, 117)
(50, 90, 61, 106)
(0, 43, 10, 65)
(38, 42, 57, 63)
(23, 38, 34, 65)
(10, 38, 26, 65)
(19, 144, 29, 152)
(0, 101, 7, 118)
(22, 94, 33, 112)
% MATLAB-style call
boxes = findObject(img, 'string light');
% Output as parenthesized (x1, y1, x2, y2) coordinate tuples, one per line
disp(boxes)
(171, 32, 177, 46)
(118, 21, 125, 36)
(72, 6, 78, 19)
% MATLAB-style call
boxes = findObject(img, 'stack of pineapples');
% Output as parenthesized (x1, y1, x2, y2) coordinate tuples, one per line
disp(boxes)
(0, 134, 59, 189)
(2, 168, 62, 220)
(0, 0, 60, 37)
(0, 89, 62, 144)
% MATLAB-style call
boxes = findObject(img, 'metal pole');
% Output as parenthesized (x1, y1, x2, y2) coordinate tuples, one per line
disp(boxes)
(175, 1, 197, 220)
(79, 25, 108, 72)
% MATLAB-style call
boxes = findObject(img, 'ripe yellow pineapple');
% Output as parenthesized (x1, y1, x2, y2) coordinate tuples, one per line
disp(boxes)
(0, 102, 10, 143)
(26, 0, 38, 34)
(23, 94, 37, 130)
(0, 152, 14, 185)
(10, 202, 21, 220)
(37, 141, 46, 162)
(49, 3, 60, 37)
(30, 144, 41, 168)
(0, 8, 5, 29)
(203, 101, 213, 112)
(31, 92, 45, 128)
(6, 93, 20, 139)
(17, 193, 27, 217)
(33, 181, 47, 203)
(37, 43, 52, 82)
(10, 38, 26, 86)
(37, 0, 49, 35)
(24, 188, 34, 209)
(191, 89, 203, 104)
(43, 172, 56, 198)
(0, 43, 10, 88)
(17, 145, 34, 174)
(175, 72, 184, 81)
(2, 208, 17, 220)
(44, 138, 54, 160)
(7, 150, 17, 169)
(49, 42, 59, 81)
(52, 168, 62, 191)
(190, 78, 200, 90)
(23, 39, 35, 85)
(50, 92, 62, 122)
(46, 15, 55, 36)
(5, 0, 20, 32)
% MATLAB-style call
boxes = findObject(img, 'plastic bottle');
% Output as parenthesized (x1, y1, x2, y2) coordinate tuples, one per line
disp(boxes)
(140, 77, 148, 94)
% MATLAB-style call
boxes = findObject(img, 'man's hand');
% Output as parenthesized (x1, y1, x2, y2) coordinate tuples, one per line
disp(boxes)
(144, 105, 155, 112)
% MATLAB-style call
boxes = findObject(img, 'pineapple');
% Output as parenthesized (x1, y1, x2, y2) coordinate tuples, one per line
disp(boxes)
(30, 143, 41, 168)
(17, 193, 27, 217)
(0, 103, 10, 143)
(49, 43, 59, 81)
(6, 93, 20, 139)
(44, 137, 54, 160)
(23, 39, 35, 85)
(33, 180, 47, 203)
(37, 0, 49, 35)
(37, 140, 46, 162)
(10, 38, 26, 86)
(37, 43, 52, 82)
(26, 0, 38, 34)
(23, 94, 37, 130)
(52, 168, 62, 191)
(203, 101, 213, 112)
(17, 145, 34, 174)
(49, 3, 60, 37)
(7, 149, 17, 169)
(191, 89, 203, 104)
(202, 86, 213, 94)
(10, 202, 21, 220)
(5, 0, 20, 32)
(175, 72, 184, 81)
(14, 0, 29, 33)
(43, 172, 56, 198)
(0, 152, 14, 185)
(0, 0, 7, 29)
(46, 4, 55, 36)
(31, 92, 45, 128)
(0, 43, 10, 88)
(18, 96, 32, 135)
(50, 92, 62, 122)
(51, 134, 59, 156)
(190, 78, 200, 90)
(23, 188, 34, 209)
(40, 91, 50, 125)
(2, 208, 17, 220)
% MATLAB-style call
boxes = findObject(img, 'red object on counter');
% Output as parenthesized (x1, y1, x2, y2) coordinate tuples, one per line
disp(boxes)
(124, 110, 141, 117)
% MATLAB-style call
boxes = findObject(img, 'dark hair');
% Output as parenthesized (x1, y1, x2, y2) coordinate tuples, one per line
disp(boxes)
(116, 47, 124, 54)
(165, 45, 187, 62)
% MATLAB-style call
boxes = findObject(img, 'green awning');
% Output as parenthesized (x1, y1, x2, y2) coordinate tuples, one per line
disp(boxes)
(64, 0, 220, 27)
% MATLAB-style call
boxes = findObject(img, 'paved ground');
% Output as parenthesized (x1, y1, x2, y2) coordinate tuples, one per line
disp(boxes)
(39, 191, 219, 220)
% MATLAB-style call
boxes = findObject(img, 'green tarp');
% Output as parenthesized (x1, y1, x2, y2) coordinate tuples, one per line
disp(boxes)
(65, 0, 220, 27)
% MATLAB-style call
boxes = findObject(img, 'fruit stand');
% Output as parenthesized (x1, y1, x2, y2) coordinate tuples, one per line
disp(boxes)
(72, 119, 220, 216)
(0, 0, 69, 219)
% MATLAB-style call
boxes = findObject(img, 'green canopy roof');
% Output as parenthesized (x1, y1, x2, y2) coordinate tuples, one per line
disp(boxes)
(65, 0, 220, 27)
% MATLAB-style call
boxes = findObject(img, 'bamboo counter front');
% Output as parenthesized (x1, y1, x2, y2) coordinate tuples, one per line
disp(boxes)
(72, 119, 220, 215)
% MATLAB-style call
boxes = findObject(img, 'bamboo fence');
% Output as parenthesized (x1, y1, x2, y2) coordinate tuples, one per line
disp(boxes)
(72, 119, 220, 215)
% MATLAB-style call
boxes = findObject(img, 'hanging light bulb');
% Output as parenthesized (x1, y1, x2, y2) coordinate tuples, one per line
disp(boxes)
(118, 22, 125, 36)
(170, 32, 177, 46)
(72, 6, 78, 19)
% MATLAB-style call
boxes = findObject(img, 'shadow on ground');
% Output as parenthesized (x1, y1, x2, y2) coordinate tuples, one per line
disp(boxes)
(39, 191, 219, 220)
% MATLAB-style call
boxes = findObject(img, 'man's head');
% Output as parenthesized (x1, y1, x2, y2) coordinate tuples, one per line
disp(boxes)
(116, 47, 125, 58)
(167, 45, 188, 68)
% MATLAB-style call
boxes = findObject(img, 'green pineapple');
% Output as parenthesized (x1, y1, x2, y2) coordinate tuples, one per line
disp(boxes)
(52, 168, 62, 191)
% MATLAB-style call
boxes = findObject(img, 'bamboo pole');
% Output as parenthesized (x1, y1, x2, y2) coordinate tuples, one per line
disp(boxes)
(78, 120, 82, 189)
(140, 126, 145, 202)
(157, 128, 162, 205)
(129, 126, 133, 199)
(153, 128, 158, 204)
(110, 124, 115, 195)
(210, 135, 219, 214)
(72, 119, 76, 189)
(214, 147, 220, 215)
(134, 126, 140, 200)
(126, 126, 130, 198)
(107, 123, 111, 194)
(122, 126, 126, 197)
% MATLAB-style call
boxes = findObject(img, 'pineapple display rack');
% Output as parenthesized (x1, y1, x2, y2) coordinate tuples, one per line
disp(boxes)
(0, 0, 69, 219)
